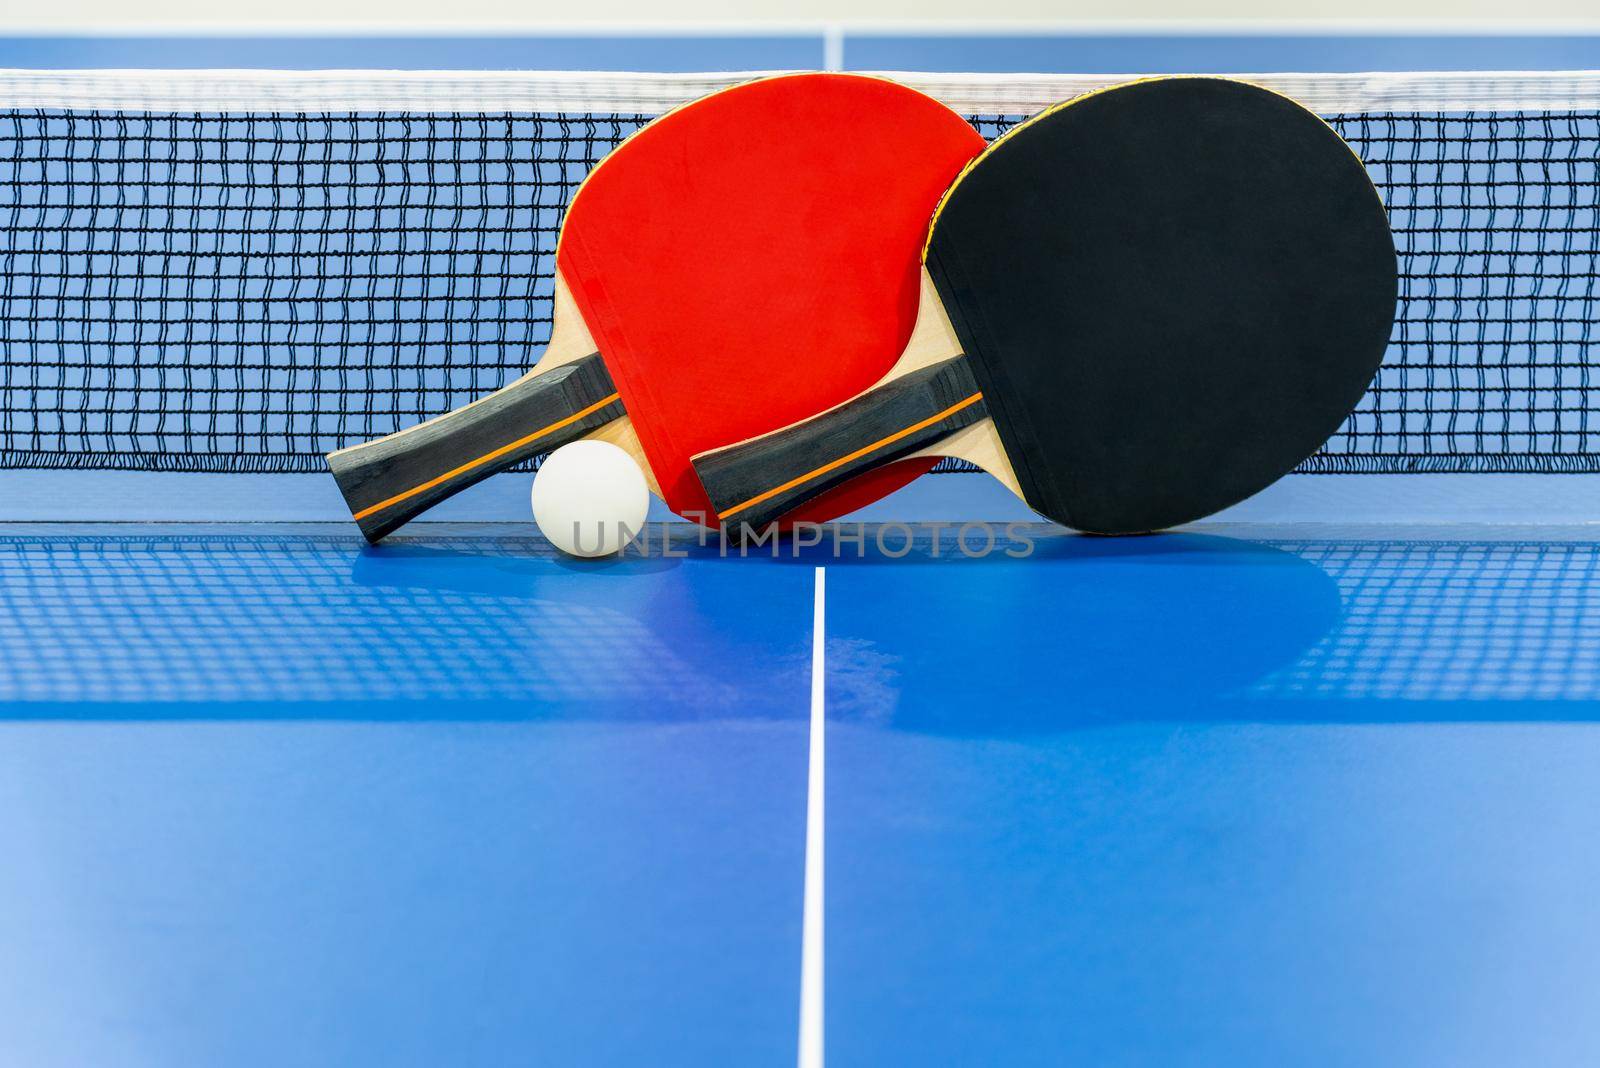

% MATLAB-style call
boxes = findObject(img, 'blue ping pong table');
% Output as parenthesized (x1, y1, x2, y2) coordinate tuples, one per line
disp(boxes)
(1, 521, 1597, 1066)
(4, 28, 1600, 1064)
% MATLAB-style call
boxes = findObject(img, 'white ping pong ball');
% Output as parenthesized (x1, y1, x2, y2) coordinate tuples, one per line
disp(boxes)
(531, 441, 650, 558)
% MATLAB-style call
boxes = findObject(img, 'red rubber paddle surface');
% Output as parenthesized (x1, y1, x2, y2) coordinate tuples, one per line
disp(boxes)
(558, 73, 985, 528)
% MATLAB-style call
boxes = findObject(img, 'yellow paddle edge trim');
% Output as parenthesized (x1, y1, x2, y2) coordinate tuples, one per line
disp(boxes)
(351, 391, 622, 521)
(716, 392, 984, 522)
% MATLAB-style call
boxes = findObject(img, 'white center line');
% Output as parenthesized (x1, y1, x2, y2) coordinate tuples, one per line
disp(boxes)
(822, 24, 845, 72)
(798, 566, 826, 1068)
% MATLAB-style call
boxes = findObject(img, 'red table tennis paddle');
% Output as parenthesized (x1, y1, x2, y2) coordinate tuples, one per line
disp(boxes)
(693, 77, 1398, 535)
(326, 73, 985, 541)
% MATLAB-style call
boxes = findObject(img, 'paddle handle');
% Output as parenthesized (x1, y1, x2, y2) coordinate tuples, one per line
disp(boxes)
(327, 353, 622, 543)
(692, 355, 988, 537)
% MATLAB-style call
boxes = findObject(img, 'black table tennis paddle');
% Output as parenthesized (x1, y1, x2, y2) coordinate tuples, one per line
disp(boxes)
(691, 77, 1398, 535)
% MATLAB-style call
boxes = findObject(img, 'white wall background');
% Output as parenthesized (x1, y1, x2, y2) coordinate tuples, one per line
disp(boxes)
(7, 0, 1600, 31)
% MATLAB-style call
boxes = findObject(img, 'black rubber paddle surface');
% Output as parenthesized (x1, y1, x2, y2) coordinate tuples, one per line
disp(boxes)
(925, 77, 1398, 533)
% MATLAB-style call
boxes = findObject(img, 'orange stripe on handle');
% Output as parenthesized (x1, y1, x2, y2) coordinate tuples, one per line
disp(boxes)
(716, 392, 984, 522)
(352, 392, 621, 521)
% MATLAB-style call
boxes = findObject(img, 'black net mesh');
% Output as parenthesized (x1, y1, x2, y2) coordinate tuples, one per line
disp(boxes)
(0, 106, 1596, 473)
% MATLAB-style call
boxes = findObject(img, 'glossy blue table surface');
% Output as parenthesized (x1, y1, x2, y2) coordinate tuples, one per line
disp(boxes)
(2, 523, 1597, 1066)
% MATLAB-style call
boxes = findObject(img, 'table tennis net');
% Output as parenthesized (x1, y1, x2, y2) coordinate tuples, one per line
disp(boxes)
(1, 69, 1597, 475)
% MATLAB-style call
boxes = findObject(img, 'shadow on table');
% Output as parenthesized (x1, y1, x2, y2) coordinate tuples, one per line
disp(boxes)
(0, 528, 808, 720)
(4, 525, 1599, 725)
(809, 528, 1600, 732)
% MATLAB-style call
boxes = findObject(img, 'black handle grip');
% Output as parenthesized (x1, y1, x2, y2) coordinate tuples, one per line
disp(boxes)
(692, 355, 987, 538)
(327, 352, 623, 542)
